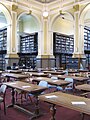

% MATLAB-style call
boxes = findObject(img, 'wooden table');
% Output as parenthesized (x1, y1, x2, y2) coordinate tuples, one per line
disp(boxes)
(2, 73, 29, 80)
(32, 77, 71, 89)
(26, 72, 48, 77)
(75, 84, 90, 92)
(68, 70, 78, 74)
(57, 75, 89, 81)
(78, 69, 89, 72)
(7, 69, 22, 74)
(57, 75, 89, 89)
(4, 81, 47, 119)
(39, 92, 90, 120)
(43, 70, 66, 75)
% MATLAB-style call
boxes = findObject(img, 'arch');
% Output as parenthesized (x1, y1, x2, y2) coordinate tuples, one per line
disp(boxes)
(17, 12, 42, 31)
(0, 3, 12, 25)
(80, 3, 90, 26)
(50, 11, 74, 31)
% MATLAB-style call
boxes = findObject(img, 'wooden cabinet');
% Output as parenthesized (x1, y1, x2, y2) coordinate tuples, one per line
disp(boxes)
(53, 32, 74, 54)
(18, 33, 38, 68)
(84, 27, 90, 69)
(53, 32, 78, 69)
(0, 28, 7, 70)
(84, 27, 90, 50)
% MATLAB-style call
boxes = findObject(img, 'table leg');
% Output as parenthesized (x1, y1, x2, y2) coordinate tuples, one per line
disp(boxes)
(80, 113, 85, 120)
(50, 104, 56, 120)
(34, 96, 39, 116)
(7, 88, 15, 107)
(12, 88, 15, 106)
(6, 76, 10, 82)
(30, 95, 40, 120)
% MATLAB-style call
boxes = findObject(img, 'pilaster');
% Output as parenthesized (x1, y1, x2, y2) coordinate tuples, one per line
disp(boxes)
(72, 5, 86, 68)
(5, 4, 19, 69)
(36, 16, 55, 68)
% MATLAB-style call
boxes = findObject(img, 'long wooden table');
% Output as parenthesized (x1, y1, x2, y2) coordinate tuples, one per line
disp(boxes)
(39, 92, 90, 120)
(32, 77, 71, 90)
(57, 75, 89, 89)
(25, 72, 48, 77)
(7, 69, 22, 74)
(4, 81, 47, 119)
(43, 70, 66, 75)
(2, 73, 29, 81)
(75, 84, 90, 92)
(57, 75, 89, 82)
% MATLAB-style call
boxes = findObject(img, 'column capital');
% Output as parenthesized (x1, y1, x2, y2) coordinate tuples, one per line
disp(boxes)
(11, 4, 18, 12)
(73, 4, 80, 12)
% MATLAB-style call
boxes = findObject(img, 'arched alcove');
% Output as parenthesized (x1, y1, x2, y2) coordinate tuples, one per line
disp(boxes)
(50, 12, 74, 69)
(17, 12, 41, 68)
(0, 3, 12, 70)
(80, 3, 90, 69)
(0, 3, 11, 25)
(84, 9, 90, 27)
(51, 12, 74, 35)
(17, 12, 41, 33)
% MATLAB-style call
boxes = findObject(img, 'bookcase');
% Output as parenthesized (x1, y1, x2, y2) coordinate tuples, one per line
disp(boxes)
(53, 32, 74, 54)
(53, 32, 78, 69)
(84, 27, 90, 50)
(0, 28, 7, 70)
(84, 27, 90, 69)
(18, 33, 38, 68)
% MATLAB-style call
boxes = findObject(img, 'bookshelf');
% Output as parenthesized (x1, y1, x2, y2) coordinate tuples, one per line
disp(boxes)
(84, 27, 90, 51)
(84, 27, 90, 69)
(53, 32, 78, 69)
(0, 28, 7, 70)
(53, 32, 74, 54)
(18, 32, 38, 68)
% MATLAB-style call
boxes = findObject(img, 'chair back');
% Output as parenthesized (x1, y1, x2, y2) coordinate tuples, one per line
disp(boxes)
(65, 78, 73, 87)
(51, 76, 58, 80)
(64, 69, 68, 75)
(38, 81, 48, 87)
(65, 78, 73, 82)
(0, 84, 7, 115)
(0, 85, 7, 94)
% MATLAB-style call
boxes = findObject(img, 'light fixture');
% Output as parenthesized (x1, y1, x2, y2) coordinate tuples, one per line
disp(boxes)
(27, 10, 32, 15)
(43, 0, 48, 18)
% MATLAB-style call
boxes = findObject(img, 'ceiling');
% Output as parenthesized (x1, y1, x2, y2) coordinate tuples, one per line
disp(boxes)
(34, 0, 57, 3)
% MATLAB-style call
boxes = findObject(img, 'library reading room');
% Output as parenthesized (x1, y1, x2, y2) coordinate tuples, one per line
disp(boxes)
(0, 0, 90, 120)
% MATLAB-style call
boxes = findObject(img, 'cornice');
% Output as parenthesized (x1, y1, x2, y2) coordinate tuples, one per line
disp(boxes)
(1, 0, 90, 15)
